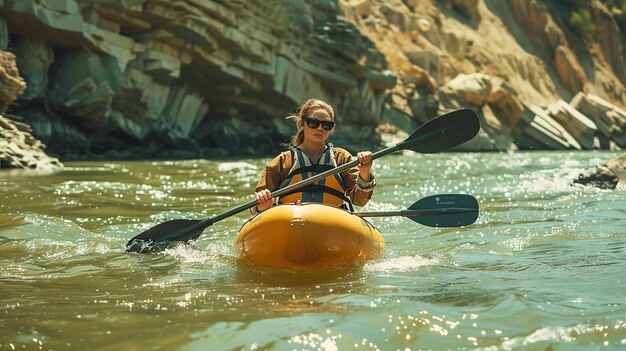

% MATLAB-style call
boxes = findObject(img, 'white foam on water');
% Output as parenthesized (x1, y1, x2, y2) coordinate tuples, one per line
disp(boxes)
(365, 255, 439, 272)
(163, 242, 233, 269)
(289, 333, 339, 351)
(217, 161, 257, 172)
(499, 234, 536, 252)
(499, 323, 624, 350)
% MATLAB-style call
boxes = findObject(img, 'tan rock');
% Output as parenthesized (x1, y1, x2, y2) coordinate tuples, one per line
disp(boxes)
(571, 93, 626, 148)
(0, 114, 62, 169)
(341, 0, 372, 17)
(403, 65, 437, 93)
(442, 73, 491, 107)
(546, 99, 597, 149)
(516, 105, 581, 150)
(487, 82, 525, 127)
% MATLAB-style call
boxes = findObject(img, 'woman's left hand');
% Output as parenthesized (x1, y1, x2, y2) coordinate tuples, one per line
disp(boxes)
(357, 151, 373, 181)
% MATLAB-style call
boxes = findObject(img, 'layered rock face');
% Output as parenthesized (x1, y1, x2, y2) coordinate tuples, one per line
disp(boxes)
(1, 0, 394, 162)
(343, 0, 626, 152)
(1, 0, 626, 169)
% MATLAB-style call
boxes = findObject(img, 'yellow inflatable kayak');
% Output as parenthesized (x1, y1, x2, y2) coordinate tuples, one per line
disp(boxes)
(235, 203, 385, 268)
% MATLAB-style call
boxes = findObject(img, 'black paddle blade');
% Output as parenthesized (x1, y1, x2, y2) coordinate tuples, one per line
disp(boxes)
(126, 219, 204, 253)
(400, 108, 480, 153)
(405, 194, 479, 227)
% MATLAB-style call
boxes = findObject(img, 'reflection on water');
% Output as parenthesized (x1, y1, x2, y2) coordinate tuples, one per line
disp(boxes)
(1, 152, 625, 350)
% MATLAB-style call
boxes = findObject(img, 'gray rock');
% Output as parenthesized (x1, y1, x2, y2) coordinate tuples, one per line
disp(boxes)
(574, 152, 626, 190)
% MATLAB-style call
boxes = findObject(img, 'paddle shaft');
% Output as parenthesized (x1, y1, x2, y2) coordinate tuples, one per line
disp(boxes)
(355, 207, 478, 218)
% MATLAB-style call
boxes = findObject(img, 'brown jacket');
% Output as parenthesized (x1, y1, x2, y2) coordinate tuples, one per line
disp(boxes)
(254, 147, 376, 210)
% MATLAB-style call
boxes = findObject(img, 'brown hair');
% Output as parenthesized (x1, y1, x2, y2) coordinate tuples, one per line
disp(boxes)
(286, 98, 335, 147)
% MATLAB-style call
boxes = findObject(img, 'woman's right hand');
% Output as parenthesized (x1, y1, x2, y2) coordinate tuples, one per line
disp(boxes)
(255, 189, 273, 212)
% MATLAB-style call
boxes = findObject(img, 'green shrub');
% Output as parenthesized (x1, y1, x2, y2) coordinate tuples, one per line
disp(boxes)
(569, 9, 596, 40)
(559, 0, 626, 35)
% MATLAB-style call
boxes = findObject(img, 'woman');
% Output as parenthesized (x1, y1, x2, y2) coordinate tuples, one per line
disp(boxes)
(252, 98, 376, 214)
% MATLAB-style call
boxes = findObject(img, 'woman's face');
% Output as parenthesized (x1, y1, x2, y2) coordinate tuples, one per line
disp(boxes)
(302, 108, 333, 144)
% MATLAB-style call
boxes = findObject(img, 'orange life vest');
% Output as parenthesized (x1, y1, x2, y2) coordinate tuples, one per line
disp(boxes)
(277, 145, 351, 208)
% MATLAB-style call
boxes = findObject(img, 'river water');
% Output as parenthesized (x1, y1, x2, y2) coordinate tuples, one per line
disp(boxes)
(1, 151, 625, 350)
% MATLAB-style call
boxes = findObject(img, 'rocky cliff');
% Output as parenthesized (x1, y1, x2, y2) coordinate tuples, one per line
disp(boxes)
(1, 0, 626, 169)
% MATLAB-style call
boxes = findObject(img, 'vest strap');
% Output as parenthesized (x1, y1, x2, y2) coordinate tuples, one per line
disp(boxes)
(280, 184, 353, 208)
(285, 164, 335, 180)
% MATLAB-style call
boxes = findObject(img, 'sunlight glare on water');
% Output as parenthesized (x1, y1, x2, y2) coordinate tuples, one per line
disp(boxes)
(0, 151, 625, 350)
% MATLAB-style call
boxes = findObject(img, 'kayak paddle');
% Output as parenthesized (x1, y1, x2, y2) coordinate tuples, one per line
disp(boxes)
(355, 194, 479, 227)
(126, 108, 480, 253)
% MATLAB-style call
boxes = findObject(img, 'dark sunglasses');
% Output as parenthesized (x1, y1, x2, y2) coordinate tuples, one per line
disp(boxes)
(304, 117, 335, 131)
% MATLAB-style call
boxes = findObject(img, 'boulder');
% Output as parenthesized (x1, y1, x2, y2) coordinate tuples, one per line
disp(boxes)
(487, 80, 525, 127)
(441, 73, 491, 107)
(574, 152, 626, 189)
(402, 65, 437, 93)
(571, 93, 626, 148)
(546, 99, 597, 150)
(514, 105, 581, 150)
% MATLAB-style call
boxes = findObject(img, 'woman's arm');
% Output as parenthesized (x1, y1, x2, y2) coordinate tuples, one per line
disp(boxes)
(250, 151, 291, 214)
(336, 148, 376, 207)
